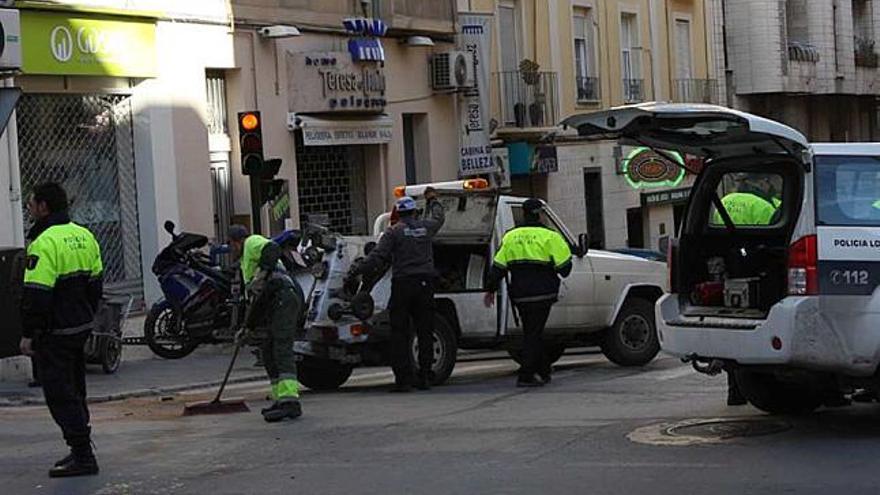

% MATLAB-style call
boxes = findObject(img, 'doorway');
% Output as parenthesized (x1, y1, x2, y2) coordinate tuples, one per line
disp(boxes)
(626, 207, 644, 248)
(583, 169, 605, 249)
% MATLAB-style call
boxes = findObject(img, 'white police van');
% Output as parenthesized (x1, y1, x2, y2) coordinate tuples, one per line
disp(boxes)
(564, 103, 880, 414)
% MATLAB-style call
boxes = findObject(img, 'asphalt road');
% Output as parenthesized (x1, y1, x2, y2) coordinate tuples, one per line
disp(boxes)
(3, 351, 880, 495)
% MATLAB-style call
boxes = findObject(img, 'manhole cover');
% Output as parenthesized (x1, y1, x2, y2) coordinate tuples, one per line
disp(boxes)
(628, 418, 791, 446)
(668, 419, 790, 439)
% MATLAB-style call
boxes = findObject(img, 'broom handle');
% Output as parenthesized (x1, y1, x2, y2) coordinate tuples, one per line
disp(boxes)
(212, 338, 243, 403)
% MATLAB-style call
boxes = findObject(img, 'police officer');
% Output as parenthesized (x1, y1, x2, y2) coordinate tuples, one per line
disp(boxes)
(228, 225, 305, 422)
(347, 190, 445, 392)
(19, 182, 103, 477)
(485, 198, 572, 387)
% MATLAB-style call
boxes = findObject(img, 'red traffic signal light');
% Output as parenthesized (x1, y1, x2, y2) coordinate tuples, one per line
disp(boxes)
(238, 111, 263, 176)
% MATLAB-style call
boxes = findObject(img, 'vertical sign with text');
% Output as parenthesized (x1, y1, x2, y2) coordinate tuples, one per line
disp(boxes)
(458, 14, 494, 177)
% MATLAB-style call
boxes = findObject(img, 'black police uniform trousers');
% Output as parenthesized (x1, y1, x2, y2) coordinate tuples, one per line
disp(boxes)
(516, 301, 554, 380)
(389, 276, 435, 385)
(36, 332, 92, 450)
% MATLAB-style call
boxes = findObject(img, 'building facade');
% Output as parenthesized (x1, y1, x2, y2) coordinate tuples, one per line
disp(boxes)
(712, 0, 880, 142)
(459, 0, 716, 251)
(0, 0, 460, 308)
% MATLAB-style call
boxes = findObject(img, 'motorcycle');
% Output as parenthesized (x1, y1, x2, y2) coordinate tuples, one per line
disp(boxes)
(144, 221, 242, 359)
(144, 220, 329, 359)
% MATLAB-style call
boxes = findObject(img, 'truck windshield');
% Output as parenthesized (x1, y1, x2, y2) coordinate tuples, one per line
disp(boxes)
(816, 155, 880, 226)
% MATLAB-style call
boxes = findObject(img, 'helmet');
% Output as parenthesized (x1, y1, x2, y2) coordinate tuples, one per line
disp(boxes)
(395, 196, 417, 212)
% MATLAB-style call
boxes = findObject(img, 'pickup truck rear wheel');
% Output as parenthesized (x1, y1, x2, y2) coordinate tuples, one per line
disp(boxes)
(412, 313, 458, 386)
(601, 298, 660, 367)
(297, 358, 353, 391)
(734, 370, 823, 415)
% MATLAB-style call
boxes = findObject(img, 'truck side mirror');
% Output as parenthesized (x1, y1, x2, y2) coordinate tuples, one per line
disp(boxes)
(658, 236, 670, 257)
(577, 233, 590, 257)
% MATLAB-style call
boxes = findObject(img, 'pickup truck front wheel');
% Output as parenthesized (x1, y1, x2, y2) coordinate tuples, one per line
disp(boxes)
(297, 358, 354, 391)
(412, 313, 458, 386)
(601, 298, 660, 367)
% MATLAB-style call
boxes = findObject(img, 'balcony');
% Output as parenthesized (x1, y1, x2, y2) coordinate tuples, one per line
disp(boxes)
(673, 79, 718, 104)
(787, 41, 820, 63)
(576, 76, 601, 102)
(623, 79, 644, 103)
(855, 37, 879, 68)
(496, 71, 559, 129)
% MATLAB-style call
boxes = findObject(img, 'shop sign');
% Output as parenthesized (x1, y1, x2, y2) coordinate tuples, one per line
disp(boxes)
(623, 147, 685, 189)
(296, 114, 393, 146)
(641, 187, 691, 207)
(457, 14, 494, 176)
(491, 146, 511, 189)
(21, 11, 156, 77)
(288, 52, 386, 114)
(302, 125, 392, 146)
(532, 145, 558, 174)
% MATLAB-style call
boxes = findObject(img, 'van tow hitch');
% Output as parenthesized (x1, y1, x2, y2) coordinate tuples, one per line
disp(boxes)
(683, 354, 724, 376)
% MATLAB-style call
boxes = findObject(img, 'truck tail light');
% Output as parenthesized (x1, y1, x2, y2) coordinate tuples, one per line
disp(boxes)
(788, 235, 818, 295)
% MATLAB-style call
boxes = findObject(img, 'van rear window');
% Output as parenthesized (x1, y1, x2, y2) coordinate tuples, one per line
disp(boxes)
(816, 155, 880, 226)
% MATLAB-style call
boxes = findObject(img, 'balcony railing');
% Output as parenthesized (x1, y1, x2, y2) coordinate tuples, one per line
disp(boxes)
(623, 78, 644, 103)
(496, 71, 559, 128)
(576, 76, 601, 102)
(855, 37, 879, 68)
(673, 79, 718, 104)
(788, 41, 820, 63)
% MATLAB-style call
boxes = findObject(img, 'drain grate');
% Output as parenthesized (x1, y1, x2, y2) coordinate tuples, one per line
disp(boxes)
(628, 417, 791, 446)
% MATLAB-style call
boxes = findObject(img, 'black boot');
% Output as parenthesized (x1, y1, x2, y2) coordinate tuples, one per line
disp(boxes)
(416, 371, 432, 391)
(261, 402, 281, 415)
(54, 453, 74, 468)
(262, 401, 302, 422)
(49, 440, 98, 478)
(516, 375, 544, 388)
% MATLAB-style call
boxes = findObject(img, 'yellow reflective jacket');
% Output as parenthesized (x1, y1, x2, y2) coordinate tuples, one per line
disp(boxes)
(488, 224, 573, 304)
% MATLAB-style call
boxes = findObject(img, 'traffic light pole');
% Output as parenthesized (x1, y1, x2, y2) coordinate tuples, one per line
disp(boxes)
(249, 175, 262, 235)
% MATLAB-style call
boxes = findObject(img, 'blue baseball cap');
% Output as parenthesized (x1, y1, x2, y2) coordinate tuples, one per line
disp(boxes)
(395, 196, 417, 212)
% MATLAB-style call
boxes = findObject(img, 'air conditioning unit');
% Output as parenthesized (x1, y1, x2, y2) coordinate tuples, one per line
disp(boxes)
(432, 51, 476, 91)
(0, 9, 21, 72)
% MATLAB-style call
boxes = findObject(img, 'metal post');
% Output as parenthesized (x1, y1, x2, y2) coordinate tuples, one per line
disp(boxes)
(250, 176, 262, 235)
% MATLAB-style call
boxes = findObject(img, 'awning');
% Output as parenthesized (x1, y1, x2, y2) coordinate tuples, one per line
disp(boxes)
(348, 38, 385, 62)
(343, 18, 388, 36)
(290, 114, 393, 147)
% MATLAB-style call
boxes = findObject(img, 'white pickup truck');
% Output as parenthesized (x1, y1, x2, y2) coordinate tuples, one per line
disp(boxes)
(293, 181, 667, 390)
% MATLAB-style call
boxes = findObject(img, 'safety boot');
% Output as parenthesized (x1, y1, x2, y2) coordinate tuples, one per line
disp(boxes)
(416, 371, 432, 391)
(49, 442, 98, 478)
(54, 453, 74, 468)
(262, 400, 302, 422)
(516, 375, 544, 388)
(261, 402, 281, 415)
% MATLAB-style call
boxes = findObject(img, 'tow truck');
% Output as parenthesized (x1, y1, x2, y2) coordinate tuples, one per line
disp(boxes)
(293, 180, 668, 390)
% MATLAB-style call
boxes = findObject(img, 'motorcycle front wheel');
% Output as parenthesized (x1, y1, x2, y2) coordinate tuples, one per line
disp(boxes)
(144, 302, 199, 359)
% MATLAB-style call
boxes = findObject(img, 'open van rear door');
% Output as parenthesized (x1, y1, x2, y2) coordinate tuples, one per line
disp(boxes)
(561, 103, 810, 166)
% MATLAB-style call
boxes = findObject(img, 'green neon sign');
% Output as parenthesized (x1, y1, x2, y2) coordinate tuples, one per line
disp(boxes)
(622, 147, 686, 189)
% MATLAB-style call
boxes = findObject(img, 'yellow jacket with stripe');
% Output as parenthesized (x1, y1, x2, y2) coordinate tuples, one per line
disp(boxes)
(21, 213, 103, 338)
(487, 222, 573, 305)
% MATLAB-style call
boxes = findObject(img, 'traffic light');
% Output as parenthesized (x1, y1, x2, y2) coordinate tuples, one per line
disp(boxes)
(238, 111, 263, 176)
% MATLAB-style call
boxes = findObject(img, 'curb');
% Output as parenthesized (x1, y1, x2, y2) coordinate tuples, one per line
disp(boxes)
(0, 373, 268, 408)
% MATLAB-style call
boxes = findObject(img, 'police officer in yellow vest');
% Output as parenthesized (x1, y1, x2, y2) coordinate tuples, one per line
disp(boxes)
(485, 199, 572, 387)
(19, 183, 103, 478)
(228, 225, 305, 422)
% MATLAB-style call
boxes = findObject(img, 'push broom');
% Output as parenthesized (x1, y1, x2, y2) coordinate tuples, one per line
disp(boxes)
(183, 322, 251, 416)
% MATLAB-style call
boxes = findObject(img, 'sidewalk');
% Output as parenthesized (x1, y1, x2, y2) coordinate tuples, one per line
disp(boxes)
(0, 316, 267, 407)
